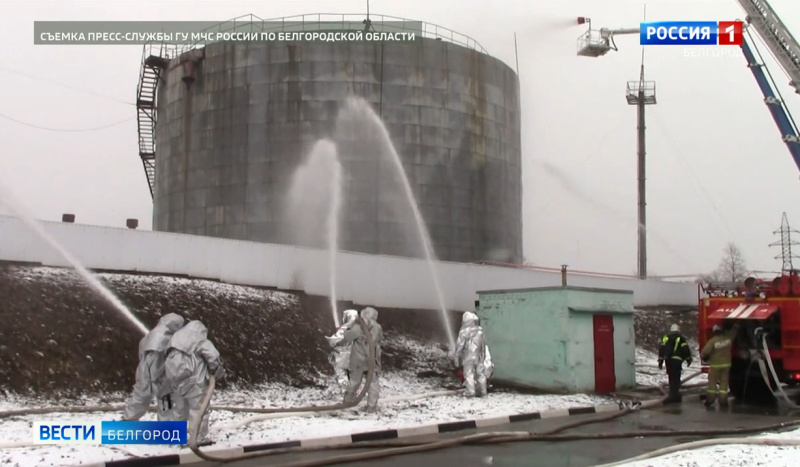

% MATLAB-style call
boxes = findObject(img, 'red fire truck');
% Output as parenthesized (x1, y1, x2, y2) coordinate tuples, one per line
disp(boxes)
(698, 275, 800, 400)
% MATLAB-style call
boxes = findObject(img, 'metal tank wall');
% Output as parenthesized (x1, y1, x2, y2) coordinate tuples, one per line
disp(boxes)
(152, 38, 522, 263)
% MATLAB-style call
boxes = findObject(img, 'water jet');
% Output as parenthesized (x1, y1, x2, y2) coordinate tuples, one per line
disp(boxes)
(326, 148, 343, 328)
(335, 97, 456, 349)
(0, 184, 148, 335)
(284, 139, 344, 328)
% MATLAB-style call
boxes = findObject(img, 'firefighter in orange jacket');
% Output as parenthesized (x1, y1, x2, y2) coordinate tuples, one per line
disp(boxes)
(658, 324, 692, 403)
(700, 323, 739, 407)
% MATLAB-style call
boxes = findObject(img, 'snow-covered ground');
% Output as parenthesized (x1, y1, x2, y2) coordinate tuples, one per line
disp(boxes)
(96, 271, 299, 308)
(623, 426, 800, 467)
(12, 266, 299, 308)
(0, 371, 614, 467)
(1, 267, 728, 465)
(628, 348, 798, 466)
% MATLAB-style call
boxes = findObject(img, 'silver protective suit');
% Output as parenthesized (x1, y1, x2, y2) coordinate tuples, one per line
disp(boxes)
(123, 313, 185, 421)
(326, 309, 359, 392)
(454, 312, 488, 397)
(340, 307, 383, 412)
(164, 320, 224, 444)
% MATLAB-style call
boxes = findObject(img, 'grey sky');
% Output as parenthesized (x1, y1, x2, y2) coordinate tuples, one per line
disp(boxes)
(1, 0, 799, 278)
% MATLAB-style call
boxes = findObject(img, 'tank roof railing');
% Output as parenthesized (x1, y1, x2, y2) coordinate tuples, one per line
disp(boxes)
(144, 12, 488, 58)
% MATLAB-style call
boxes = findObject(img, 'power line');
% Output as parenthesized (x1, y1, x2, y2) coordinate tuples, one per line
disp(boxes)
(0, 113, 134, 132)
(650, 112, 738, 244)
(533, 111, 630, 217)
(0, 66, 135, 106)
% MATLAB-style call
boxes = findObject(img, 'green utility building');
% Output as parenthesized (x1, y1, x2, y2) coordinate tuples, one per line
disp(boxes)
(476, 286, 636, 393)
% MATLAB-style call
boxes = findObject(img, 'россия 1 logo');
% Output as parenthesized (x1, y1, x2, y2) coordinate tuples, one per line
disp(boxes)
(640, 21, 743, 46)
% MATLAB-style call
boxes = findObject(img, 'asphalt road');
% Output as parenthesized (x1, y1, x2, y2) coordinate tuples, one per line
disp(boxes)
(192, 396, 800, 467)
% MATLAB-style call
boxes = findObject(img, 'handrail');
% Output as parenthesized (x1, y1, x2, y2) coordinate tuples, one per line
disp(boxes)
(141, 12, 488, 59)
(474, 260, 699, 281)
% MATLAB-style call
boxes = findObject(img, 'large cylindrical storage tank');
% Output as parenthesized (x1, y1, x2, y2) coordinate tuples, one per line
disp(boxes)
(152, 28, 522, 263)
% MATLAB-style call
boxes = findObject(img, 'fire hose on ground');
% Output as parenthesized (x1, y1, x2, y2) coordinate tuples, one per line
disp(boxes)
(655, 370, 703, 396)
(151, 343, 800, 466)
(0, 358, 700, 421)
(2, 354, 794, 467)
(181, 393, 660, 466)
(2, 339, 785, 466)
(594, 437, 800, 467)
(218, 389, 461, 432)
(307, 354, 796, 467)
(180, 370, 708, 465)
(210, 417, 800, 467)
(219, 382, 800, 467)
(193, 399, 800, 467)
(0, 356, 704, 451)
(185, 316, 376, 463)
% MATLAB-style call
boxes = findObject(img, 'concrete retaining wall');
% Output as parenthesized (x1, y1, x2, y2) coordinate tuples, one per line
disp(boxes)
(0, 215, 697, 308)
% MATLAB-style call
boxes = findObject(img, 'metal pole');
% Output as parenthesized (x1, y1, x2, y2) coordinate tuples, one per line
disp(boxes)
(637, 89, 647, 279)
(638, 4, 648, 280)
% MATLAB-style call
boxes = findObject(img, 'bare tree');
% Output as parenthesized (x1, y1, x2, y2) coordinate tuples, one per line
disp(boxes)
(700, 242, 749, 283)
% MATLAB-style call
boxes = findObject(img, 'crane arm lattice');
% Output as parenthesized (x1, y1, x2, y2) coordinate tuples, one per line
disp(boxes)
(736, 0, 800, 93)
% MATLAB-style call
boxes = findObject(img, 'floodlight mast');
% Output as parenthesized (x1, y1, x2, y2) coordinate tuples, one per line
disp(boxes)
(575, 16, 653, 279)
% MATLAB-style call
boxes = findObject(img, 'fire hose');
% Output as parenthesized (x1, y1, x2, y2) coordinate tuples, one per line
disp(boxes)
(207, 400, 800, 467)
(0, 342, 736, 465)
(178, 351, 789, 467)
(172, 416, 800, 467)
(185, 315, 376, 462)
(6, 389, 800, 466)
(219, 389, 461, 432)
(4, 365, 767, 467)
(204, 384, 800, 467)
(656, 370, 703, 396)
(183, 397, 657, 467)
(754, 329, 800, 409)
(181, 372, 715, 467)
(588, 334, 800, 467)
(0, 361, 703, 450)
(594, 437, 800, 467)
(178, 369, 698, 466)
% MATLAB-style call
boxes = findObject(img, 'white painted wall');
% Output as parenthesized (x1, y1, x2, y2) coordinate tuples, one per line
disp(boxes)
(0, 215, 698, 308)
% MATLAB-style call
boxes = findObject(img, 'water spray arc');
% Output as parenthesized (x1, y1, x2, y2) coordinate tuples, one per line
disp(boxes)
(337, 97, 455, 349)
(538, 161, 700, 272)
(0, 184, 148, 335)
(284, 139, 345, 329)
(285, 97, 456, 347)
(327, 151, 343, 328)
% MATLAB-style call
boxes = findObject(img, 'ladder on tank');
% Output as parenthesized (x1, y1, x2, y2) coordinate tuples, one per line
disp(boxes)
(136, 43, 173, 199)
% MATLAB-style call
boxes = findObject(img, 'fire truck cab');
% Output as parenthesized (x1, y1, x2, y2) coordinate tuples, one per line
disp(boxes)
(699, 274, 800, 400)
